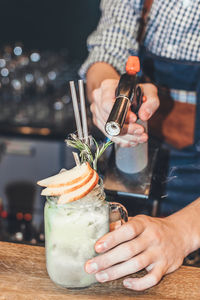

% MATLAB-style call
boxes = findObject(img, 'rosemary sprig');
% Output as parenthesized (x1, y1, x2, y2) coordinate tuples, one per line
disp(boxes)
(65, 134, 113, 171)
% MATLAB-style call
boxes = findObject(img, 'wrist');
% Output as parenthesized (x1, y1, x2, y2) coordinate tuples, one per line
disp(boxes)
(86, 62, 119, 102)
(166, 198, 200, 257)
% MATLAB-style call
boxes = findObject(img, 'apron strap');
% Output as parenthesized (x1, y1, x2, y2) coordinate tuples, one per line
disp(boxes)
(137, 0, 154, 44)
(195, 81, 200, 147)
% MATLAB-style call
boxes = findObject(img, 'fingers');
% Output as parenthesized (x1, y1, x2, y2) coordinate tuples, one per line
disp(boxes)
(138, 83, 159, 121)
(125, 110, 137, 123)
(92, 87, 101, 104)
(111, 136, 138, 148)
(95, 251, 154, 283)
(91, 112, 148, 147)
(95, 219, 145, 253)
(120, 123, 144, 135)
(91, 99, 145, 137)
(92, 79, 117, 113)
(85, 234, 149, 274)
(90, 102, 108, 126)
(123, 263, 164, 291)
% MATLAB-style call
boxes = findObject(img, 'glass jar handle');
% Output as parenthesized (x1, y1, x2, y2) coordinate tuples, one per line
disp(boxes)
(109, 202, 128, 231)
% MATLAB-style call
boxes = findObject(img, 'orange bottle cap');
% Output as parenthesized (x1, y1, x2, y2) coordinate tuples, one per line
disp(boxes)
(126, 56, 140, 75)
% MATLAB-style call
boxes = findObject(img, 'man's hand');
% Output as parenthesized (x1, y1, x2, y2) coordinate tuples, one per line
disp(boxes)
(85, 205, 200, 291)
(90, 79, 159, 147)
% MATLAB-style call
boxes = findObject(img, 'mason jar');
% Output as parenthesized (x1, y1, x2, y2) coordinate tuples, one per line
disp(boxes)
(44, 179, 128, 288)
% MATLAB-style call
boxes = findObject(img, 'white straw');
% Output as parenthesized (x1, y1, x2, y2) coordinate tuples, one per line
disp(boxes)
(69, 81, 83, 139)
(78, 79, 88, 143)
(72, 152, 81, 166)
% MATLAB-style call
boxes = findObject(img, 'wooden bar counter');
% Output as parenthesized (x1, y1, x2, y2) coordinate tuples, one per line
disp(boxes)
(0, 241, 200, 300)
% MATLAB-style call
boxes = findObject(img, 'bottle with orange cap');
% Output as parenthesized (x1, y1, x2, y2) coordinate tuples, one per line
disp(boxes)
(105, 56, 148, 174)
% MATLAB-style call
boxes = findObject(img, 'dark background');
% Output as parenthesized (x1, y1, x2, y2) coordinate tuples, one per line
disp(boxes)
(0, 0, 101, 61)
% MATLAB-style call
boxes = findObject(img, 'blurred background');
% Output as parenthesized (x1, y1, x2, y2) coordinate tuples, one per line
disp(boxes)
(0, 0, 100, 60)
(0, 0, 103, 245)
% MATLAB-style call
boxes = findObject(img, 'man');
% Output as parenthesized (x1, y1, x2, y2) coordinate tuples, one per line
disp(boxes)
(79, 0, 200, 291)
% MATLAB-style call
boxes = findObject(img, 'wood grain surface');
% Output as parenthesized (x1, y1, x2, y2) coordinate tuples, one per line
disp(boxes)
(0, 241, 200, 300)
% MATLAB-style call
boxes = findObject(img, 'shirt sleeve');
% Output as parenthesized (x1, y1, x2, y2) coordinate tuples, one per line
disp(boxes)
(79, 0, 142, 79)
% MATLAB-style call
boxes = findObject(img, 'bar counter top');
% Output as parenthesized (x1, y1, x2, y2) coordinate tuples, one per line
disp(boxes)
(0, 241, 200, 300)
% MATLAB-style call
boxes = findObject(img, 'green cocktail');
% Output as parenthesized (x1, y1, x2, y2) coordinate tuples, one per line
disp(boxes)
(44, 183, 109, 288)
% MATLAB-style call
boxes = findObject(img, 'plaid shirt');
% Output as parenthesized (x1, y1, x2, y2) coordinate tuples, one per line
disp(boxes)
(80, 0, 200, 104)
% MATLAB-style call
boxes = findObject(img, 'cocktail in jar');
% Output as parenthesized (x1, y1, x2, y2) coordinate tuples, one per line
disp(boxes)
(38, 162, 127, 288)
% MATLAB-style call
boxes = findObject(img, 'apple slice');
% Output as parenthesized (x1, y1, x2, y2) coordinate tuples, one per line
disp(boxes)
(37, 162, 91, 187)
(41, 168, 94, 196)
(57, 171, 99, 204)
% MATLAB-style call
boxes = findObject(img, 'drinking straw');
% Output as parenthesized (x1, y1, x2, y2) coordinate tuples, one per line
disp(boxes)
(72, 152, 80, 166)
(69, 81, 83, 139)
(78, 79, 88, 143)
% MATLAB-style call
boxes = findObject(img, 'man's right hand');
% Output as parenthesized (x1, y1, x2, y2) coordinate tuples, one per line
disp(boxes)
(90, 78, 159, 147)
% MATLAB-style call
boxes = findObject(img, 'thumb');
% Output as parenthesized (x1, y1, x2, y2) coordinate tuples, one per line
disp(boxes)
(138, 83, 160, 121)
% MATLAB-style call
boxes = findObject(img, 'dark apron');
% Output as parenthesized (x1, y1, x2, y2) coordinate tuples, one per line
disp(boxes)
(140, 47, 200, 215)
